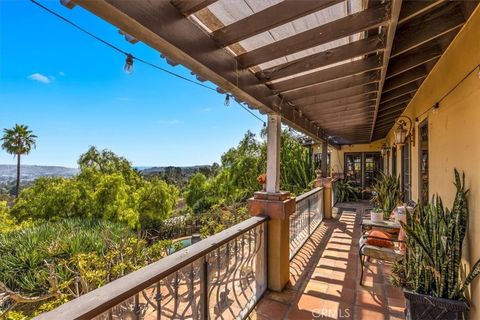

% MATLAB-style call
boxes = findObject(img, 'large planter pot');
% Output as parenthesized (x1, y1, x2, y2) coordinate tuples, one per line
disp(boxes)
(403, 290, 468, 320)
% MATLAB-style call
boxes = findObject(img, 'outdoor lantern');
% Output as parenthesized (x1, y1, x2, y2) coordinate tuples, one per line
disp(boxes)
(394, 116, 414, 148)
(394, 123, 407, 146)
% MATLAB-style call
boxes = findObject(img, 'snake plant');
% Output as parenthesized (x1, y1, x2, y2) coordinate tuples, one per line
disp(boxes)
(391, 169, 480, 301)
(370, 171, 401, 219)
(336, 179, 359, 202)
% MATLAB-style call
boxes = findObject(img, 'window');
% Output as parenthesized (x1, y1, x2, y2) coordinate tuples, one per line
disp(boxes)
(391, 147, 397, 177)
(418, 120, 429, 205)
(402, 139, 411, 202)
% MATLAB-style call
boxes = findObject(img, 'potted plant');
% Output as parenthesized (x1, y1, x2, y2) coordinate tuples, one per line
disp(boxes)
(371, 171, 401, 219)
(336, 179, 359, 203)
(370, 207, 384, 222)
(391, 170, 480, 320)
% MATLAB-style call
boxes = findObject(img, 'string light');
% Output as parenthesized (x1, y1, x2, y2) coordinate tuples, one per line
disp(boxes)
(124, 54, 134, 74)
(30, 0, 267, 126)
(224, 94, 230, 107)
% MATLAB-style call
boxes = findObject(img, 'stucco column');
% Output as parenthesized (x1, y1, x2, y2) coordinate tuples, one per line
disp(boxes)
(248, 114, 294, 292)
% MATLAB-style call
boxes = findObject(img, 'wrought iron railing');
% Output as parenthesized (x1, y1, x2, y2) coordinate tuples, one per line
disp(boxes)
(332, 178, 339, 206)
(289, 187, 324, 259)
(34, 216, 268, 320)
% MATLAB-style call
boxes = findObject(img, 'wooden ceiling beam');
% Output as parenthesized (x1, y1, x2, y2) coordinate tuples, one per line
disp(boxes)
(380, 82, 417, 103)
(377, 104, 409, 120)
(369, 0, 402, 141)
(258, 36, 386, 82)
(72, 0, 335, 145)
(283, 71, 380, 100)
(391, 4, 465, 58)
(307, 107, 375, 120)
(292, 83, 378, 106)
(387, 44, 442, 79)
(379, 94, 412, 112)
(383, 65, 427, 93)
(211, 0, 343, 46)
(171, 0, 218, 16)
(301, 93, 377, 111)
(238, 4, 391, 68)
(270, 55, 383, 93)
(398, 0, 447, 25)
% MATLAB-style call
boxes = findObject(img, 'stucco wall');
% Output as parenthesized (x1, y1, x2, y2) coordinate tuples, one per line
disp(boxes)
(329, 141, 384, 175)
(381, 6, 480, 316)
(326, 6, 480, 315)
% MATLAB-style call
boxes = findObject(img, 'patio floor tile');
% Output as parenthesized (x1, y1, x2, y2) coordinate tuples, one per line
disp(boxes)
(249, 202, 406, 319)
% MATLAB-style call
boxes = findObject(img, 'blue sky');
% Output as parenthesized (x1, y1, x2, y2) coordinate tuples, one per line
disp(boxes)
(0, 0, 265, 167)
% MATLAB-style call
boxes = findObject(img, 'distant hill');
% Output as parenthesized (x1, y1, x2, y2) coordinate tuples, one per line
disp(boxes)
(141, 165, 217, 187)
(0, 165, 79, 183)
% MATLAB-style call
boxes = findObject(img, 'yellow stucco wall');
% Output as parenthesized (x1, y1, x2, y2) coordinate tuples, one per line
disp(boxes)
(332, 8, 480, 319)
(326, 6, 480, 315)
(383, 6, 480, 316)
(330, 141, 384, 175)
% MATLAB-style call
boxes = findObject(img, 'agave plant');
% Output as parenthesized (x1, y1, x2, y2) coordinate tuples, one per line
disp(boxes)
(336, 179, 359, 203)
(370, 171, 401, 219)
(391, 169, 480, 301)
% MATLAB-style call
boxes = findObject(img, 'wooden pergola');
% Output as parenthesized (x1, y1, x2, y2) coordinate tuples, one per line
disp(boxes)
(66, 0, 478, 145)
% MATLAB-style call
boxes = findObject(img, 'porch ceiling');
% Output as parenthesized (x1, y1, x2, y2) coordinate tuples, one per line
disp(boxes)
(67, 0, 478, 145)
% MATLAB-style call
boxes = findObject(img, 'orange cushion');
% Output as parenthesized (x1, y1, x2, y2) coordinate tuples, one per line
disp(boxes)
(366, 230, 394, 249)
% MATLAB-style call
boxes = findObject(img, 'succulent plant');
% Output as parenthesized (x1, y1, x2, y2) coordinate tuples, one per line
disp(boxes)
(391, 169, 480, 301)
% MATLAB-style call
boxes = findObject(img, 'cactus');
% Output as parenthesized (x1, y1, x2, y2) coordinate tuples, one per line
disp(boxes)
(392, 169, 479, 301)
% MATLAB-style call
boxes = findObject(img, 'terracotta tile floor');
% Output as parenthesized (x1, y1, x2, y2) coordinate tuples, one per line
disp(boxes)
(248, 202, 406, 320)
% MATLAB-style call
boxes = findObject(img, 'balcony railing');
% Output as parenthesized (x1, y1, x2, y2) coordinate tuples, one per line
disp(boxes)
(289, 187, 324, 259)
(34, 216, 268, 320)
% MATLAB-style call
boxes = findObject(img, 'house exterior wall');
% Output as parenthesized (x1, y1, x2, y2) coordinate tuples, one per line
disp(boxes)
(329, 141, 383, 175)
(385, 6, 480, 316)
(338, 6, 480, 317)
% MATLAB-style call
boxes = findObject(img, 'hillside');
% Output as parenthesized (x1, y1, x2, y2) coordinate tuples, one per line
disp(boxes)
(0, 165, 79, 183)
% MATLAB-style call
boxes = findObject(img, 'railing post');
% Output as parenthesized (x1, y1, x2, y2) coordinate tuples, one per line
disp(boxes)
(307, 198, 311, 236)
(201, 256, 208, 320)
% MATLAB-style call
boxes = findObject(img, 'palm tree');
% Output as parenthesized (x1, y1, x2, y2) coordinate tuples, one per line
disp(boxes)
(1, 124, 37, 197)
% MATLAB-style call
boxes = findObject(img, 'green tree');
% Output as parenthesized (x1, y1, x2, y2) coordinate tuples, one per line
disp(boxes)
(1, 124, 37, 197)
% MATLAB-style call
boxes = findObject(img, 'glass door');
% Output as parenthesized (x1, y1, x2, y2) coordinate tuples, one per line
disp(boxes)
(344, 152, 382, 199)
(345, 153, 362, 190)
(418, 120, 429, 205)
(364, 153, 383, 194)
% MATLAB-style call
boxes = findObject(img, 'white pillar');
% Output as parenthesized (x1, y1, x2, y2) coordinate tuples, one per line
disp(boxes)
(321, 140, 328, 177)
(266, 114, 281, 193)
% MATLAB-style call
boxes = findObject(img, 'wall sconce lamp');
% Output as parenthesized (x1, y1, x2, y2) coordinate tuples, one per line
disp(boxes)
(394, 116, 415, 148)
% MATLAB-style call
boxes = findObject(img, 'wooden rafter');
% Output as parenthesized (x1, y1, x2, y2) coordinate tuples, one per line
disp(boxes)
(237, 4, 391, 68)
(211, 0, 343, 46)
(380, 82, 417, 103)
(71, 0, 336, 145)
(391, 3, 465, 58)
(282, 71, 380, 100)
(291, 83, 378, 106)
(398, 0, 447, 25)
(369, 0, 403, 141)
(387, 44, 441, 79)
(301, 94, 377, 111)
(258, 36, 386, 82)
(383, 65, 427, 93)
(270, 55, 383, 93)
(171, 0, 218, 16)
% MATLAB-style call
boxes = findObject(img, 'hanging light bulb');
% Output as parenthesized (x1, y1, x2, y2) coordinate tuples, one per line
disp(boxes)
(224, 94, 230, 107)
(124, 54, 134, 74)
(263, 122, 266, 128)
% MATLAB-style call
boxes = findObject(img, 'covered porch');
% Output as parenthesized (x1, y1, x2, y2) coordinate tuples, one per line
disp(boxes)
(33, 0, 480, 319)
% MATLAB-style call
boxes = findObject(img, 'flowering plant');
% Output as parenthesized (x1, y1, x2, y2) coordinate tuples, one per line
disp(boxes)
(257, 174, 266, 185)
